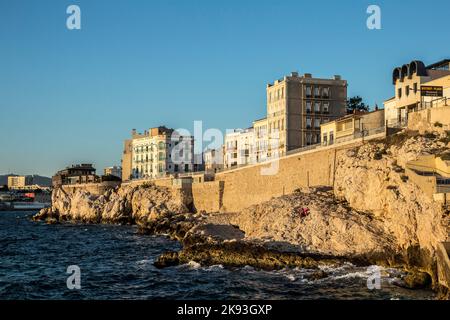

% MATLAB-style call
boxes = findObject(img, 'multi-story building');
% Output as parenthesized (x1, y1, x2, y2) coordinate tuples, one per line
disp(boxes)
(265, 72, 347, 155)
(52, 164, 98, 187)
(123, 126, 195, 180)
(203, 148, 223, 173)
(384, 59, 450, 126)
(121, 139, 133, 181)
(104, 166, 122, 179)
(223, 130, 241, 169)
(8, 176, 33, 190)
(253, 118, 269, 163)
(223, 128, 256, 169)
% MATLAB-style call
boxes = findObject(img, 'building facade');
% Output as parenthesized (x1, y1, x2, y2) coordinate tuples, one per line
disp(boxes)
(265, 72, 347, 156)
(253, 118, 269, 163)
(52, 164, 98, 187)
(321, 109, 385, 146)
(203, 148, 223, 173)
(124, 126, 195, 180)
(104, 166, 122, 179)
(7, 176, 33, 190)
(223, 130, 241, 169)
(384, 59, 450, 126)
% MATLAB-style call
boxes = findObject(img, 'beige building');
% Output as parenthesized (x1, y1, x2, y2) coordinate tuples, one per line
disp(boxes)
(122, 126, 195, 180)
(384, 59, 450, 126)
(104, 166, 122, 179)
(7, 176, 33, 189)
(321, 109, 385, 146)
(121, 139, 133, 181)
(265, 72, 347, 156)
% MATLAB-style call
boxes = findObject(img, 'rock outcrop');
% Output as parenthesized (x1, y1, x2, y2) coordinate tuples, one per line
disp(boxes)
(34, 183, 191, 224)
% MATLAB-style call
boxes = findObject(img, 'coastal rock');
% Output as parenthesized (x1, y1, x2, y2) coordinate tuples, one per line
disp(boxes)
(35, 184, 190, 225)
(334, 131, 447, 259)
(223, 189, 394, 259)
(403, 270, 432, 289)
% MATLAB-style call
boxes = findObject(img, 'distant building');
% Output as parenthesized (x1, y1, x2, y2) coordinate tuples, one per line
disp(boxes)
(203, 148, 223, 172)
(224, 130, 241, 169)
(384, 59, 450, 126)
(224, 128, 256, 169)
(104, 166, 122, 179)
(320, 109, 385, 146)
(52, 164, 98, 187)
(121, 139, 133, 181)
(122, 126, 196, 181)
(253, 118, 269, 163)
(8, 176, 33, 190)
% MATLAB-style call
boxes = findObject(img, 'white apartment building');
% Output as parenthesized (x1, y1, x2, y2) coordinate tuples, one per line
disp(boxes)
(130, 126, 195, 179)
(203, 148, 223, 172)
(224, 128, 256, 169)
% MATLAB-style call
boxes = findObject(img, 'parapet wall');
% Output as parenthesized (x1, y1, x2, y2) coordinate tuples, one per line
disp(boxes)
(214, 143, 361, 212)
(62, 181, 121, 196)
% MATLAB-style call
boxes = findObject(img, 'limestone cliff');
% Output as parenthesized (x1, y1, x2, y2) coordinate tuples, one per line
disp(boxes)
(333, 132, 448, 255)
(35, 184, 190, 224)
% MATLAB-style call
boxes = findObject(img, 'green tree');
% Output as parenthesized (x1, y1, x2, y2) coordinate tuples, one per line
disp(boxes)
(346, 96, 369, 114)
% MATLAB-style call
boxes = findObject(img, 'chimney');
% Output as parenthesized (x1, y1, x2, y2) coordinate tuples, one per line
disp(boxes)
(131, 129, 137, 136)
(291, 71, 299, 77)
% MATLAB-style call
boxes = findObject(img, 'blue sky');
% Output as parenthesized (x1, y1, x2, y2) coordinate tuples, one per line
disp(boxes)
(1, 0, 449, 177)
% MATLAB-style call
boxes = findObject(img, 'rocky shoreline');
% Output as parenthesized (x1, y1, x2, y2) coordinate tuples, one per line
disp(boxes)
(33, 131, 450, 298)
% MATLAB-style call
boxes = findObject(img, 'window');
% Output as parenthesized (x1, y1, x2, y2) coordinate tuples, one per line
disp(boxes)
(158, 141, 165, 150)
(413, 83, 418, 94)
(305, 86, 312, 98)
(158, 152, 165, 161)
(314, 102, 321, 113)
(314, 87, 320, 98)
(314, 118, 321, 129)
(306, 101, 312, 113)
(185, 164, 189, 172)
(330, 131, 334, 144)
(174, 164, 178, 172)
(398, 88, 402, 98)
(306, 118, 312, 129)
(281, 87, 284, 99)
(323, 102, 330, 113)
(306, 133, 312, 145)
(323, 87, 330, 99)
(323, 134, 328, 145)
(406, 85, 410, 96)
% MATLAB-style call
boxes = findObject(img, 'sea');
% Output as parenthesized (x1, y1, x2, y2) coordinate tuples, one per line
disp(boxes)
(0, 211, 435, 300)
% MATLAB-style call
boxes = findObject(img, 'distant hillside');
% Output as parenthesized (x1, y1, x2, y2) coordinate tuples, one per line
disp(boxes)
(0, 174, 52, 187)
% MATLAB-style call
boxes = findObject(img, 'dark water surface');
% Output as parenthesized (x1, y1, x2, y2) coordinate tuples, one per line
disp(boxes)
(0, 211, 435, 300)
